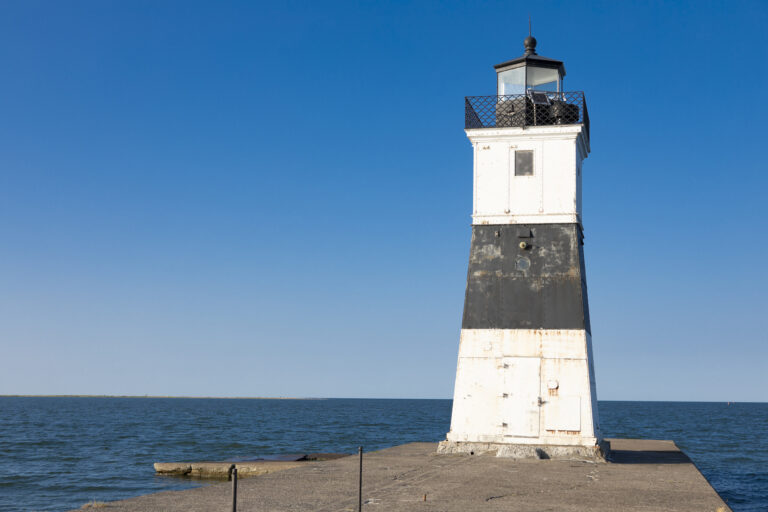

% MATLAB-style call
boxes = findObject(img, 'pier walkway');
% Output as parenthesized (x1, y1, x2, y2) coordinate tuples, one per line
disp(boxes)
(86, 440, 730, 511)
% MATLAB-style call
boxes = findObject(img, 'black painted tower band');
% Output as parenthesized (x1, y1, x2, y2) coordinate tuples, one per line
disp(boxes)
(462, 223, 591, 333)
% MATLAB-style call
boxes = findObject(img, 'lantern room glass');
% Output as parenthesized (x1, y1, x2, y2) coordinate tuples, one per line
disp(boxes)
(497, 65, 562, 95)
(498, 67, 525, 96)
(527, 67, 560, 92)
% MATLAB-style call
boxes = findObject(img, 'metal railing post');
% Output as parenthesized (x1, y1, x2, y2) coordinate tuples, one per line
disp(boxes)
(228, 464, 238, 512)
(358, 446, 363, 512)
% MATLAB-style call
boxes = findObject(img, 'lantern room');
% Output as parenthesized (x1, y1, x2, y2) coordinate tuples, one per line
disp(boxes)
(495, 36, 565, 95)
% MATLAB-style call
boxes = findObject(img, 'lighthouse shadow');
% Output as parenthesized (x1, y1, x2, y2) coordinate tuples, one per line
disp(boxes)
(606, 439, 691, 464)
(609, 450, 691, 464)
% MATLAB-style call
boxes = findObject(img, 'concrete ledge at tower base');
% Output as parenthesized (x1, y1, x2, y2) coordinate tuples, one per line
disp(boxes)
(437, 439, 610, 461)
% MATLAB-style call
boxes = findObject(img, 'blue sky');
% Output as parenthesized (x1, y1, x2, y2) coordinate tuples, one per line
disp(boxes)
(0, 0, 766, 401)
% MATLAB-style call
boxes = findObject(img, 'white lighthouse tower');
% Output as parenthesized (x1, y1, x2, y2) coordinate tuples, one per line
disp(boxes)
(439, 36, 605, 459)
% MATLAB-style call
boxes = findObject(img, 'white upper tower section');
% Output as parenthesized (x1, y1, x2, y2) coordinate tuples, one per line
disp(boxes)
(469, 125, 588, 225)
(465, 36, 590, 226)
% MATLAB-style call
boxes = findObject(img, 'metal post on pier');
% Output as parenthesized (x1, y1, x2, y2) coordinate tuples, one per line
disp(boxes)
(358, 446, 363, 512)
(228, 464, 238, 512)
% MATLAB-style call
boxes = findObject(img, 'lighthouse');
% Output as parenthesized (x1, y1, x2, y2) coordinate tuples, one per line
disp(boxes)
(438, 36, 605, 459)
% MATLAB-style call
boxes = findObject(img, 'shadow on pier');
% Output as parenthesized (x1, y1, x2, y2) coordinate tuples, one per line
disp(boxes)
(607, 438, 692, 464)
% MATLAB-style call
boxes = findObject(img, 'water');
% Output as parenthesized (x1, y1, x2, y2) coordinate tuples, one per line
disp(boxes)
(0, 398, 765, 511)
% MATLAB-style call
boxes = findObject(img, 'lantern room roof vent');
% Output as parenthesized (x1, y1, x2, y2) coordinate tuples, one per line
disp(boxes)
(494, 37, 566, 78)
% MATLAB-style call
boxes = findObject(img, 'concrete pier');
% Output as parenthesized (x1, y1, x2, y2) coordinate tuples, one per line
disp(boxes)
(84, 440, 731, 511)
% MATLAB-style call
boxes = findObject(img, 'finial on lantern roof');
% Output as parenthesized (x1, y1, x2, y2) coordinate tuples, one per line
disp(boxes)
(524, 35, 537, 55)
(524, 16, 537, 55)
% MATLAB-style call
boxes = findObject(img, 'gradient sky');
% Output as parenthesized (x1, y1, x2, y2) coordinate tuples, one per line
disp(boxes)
(1, 0, 766, 401)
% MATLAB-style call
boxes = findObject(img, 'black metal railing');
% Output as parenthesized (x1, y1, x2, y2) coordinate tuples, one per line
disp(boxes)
(465, 92, 589, 139)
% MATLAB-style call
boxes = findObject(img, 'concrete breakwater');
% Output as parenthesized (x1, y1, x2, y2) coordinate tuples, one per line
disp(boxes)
(77, 440, 731, 511)
(153, 453, 348, 478)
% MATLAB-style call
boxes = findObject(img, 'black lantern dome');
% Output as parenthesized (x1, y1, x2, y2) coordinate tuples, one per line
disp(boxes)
(494, 37, 565, 95)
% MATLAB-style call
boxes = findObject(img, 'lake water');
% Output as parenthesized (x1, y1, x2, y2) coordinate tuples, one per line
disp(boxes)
(0, 398, 765, 511)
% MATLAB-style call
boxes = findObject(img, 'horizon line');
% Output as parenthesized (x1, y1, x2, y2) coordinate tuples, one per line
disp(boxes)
(0, 394, 764, 404)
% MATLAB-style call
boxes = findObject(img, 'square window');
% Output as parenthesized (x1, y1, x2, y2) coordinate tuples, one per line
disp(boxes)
(515, 150, 533, 176)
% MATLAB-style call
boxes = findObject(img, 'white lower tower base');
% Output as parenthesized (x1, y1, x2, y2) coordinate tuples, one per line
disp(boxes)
(438, 329, 606, 460)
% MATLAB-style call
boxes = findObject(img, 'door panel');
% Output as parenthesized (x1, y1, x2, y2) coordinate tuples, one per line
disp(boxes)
(544, 396, 581, 432)
(475, 145, 507, 215)
(501, 357, 541, 437)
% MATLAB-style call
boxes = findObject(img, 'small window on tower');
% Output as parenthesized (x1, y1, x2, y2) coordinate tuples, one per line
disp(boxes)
(515, 150, 533, 176)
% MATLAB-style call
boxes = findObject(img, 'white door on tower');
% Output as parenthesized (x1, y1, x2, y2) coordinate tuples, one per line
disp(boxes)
(502, 357, 541, 437)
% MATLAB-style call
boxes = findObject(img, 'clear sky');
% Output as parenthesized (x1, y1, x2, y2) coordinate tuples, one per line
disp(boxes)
(1, 0, 766, 401)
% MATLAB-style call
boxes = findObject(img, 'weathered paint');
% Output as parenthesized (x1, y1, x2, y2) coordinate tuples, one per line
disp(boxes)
(444, 329, 600, 447)
(462, 223, 590, 332)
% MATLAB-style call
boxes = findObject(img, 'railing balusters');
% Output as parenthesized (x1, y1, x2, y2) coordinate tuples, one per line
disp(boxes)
(465, 92, 589, 141)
